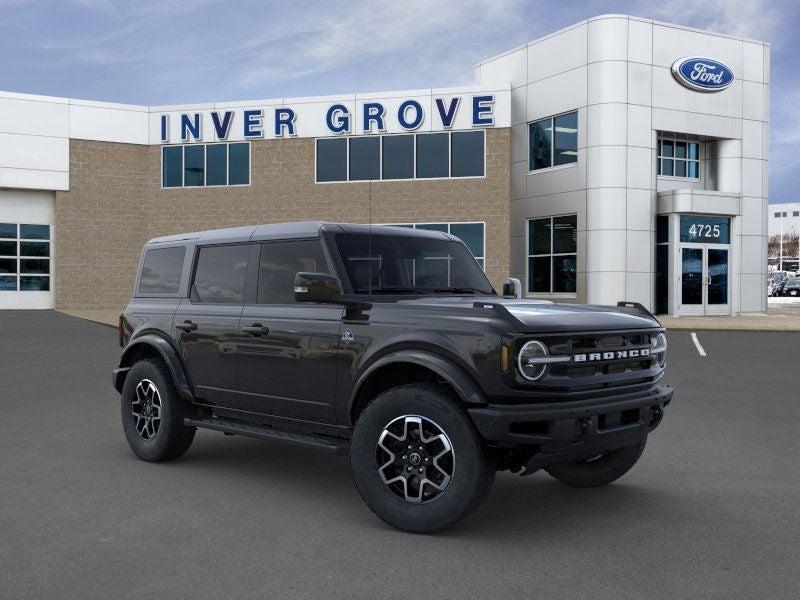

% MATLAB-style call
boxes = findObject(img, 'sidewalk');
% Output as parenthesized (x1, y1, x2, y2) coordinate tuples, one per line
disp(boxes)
(659, 301, 800, 332)
(658, 313, 800, 331)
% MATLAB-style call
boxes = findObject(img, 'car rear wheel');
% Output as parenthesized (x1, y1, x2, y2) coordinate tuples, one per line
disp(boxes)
(350, 383, 494, 533)
(545, 438, 647, 487)
(121, 359, 196, 462)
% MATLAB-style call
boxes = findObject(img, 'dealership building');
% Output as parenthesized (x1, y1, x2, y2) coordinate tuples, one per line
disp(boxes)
(0, 14, 770, 315)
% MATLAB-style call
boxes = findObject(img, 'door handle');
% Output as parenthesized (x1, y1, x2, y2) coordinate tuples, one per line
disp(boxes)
(175, 320, 198, 332)
(705, 276, 711, 285)
(242, 323, 270, 336)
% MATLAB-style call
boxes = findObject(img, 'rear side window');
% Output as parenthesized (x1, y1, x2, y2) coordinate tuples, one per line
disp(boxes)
(192, 244, 250, 304)
(138, 246, 185, 294)
(258, 240, 328, 304)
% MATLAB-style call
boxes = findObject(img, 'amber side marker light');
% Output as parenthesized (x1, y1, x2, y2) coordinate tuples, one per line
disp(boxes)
(500, 345, 510, 372)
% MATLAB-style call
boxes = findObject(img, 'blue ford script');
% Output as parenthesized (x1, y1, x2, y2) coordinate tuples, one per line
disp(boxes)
(671, 57, 735, 92)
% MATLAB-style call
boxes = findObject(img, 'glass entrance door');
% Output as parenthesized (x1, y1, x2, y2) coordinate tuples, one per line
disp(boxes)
(678, 244, 730, 315)
(705, 247, 730, 315)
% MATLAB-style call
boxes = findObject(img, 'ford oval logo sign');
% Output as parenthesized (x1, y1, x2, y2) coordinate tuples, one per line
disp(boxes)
(671, 57, 735, 92)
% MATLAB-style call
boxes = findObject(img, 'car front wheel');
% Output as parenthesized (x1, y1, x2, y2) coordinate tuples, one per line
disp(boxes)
(350, 383, 494, 533)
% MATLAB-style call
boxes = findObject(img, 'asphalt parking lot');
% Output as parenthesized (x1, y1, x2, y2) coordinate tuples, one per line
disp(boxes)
(1, 311, 799, 599)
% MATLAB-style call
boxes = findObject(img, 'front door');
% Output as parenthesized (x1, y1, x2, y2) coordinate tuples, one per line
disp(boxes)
(236, 239, 343, 425)
(678, 244, 730, 315)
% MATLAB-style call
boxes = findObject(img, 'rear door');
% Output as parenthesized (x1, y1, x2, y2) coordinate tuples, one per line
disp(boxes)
(173, 243, 256, 408)
(236, 239, 343, 424)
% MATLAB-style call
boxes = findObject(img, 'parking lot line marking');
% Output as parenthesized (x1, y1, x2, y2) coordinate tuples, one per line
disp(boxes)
(690, 332, 707, 357)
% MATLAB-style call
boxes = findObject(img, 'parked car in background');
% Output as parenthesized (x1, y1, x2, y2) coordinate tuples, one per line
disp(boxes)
(783, 277, 800, 297)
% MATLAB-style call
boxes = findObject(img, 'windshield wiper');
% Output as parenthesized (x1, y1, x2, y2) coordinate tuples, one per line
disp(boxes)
(432, 287, 492, 295)
(356, 286, 425, 294)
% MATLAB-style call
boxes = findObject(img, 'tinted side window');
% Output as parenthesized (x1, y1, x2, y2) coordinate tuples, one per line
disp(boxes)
(258, 240, 328, 304)
(192, 244, 250, 304)
(139, 246, 186, 294)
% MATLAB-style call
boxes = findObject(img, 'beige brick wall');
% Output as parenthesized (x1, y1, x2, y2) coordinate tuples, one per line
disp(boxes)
(55, 128, 510, 308)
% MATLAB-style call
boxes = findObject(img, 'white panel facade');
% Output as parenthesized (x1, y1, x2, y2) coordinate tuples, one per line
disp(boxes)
(479, 13, 770, 314)
(70, 103, 149, 144)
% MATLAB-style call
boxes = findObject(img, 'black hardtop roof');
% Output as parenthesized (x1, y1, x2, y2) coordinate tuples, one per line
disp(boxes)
(146, 221, 456, 246)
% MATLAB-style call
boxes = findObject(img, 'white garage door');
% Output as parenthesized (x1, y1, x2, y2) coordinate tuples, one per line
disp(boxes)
(0, 190, 55, 310)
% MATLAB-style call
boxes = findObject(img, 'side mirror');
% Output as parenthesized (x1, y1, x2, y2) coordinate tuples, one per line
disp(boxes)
(294, 272, 343, 303)
(502, 277, 522, 299)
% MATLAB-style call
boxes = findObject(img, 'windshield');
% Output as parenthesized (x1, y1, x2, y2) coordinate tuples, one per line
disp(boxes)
(335, 233, 495, 295)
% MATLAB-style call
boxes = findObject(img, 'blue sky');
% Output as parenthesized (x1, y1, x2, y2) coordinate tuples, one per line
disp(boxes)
(1, 0, 798, 201)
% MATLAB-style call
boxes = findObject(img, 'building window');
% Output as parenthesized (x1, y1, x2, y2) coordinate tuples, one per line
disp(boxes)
(527, 215, 577, 294)
(382, 135, 414, 180)
(162, 142, 250, 188)
(774, 212, 781, 218)
(658, 137, 700, 179)
(383, 222, 485, 269)
(316, 138, 347, 182)
(315, 130, 485, 183)
(0, 223, 51, 292)
(451, 131, 485, 177)
(528, 111, 578, 171)
(349, 137, 380, 181)
(416, 133, 450, 178)
(794, 211, 800, 217)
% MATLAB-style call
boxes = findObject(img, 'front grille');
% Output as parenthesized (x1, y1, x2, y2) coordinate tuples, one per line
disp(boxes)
(517, 329, 665, 396)
(549, 331, 658, 378)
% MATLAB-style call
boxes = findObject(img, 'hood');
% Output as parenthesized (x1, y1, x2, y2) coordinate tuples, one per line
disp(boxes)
(395, 296, 661, 333)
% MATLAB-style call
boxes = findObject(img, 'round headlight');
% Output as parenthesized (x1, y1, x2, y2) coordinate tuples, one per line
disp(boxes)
(653, 332, 667, 367)
(517, 340, 549, 381)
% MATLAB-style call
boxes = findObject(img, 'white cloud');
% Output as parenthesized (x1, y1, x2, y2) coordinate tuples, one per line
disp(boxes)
(233, 0, 525, 91)
(636, 0, 779, 41)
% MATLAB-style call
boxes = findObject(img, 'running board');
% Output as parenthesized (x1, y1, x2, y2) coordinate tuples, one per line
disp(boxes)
(184, 417, 349, 455)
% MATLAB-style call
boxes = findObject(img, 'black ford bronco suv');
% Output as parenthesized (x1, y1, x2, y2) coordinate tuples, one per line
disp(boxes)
(114, 222, 672, 532)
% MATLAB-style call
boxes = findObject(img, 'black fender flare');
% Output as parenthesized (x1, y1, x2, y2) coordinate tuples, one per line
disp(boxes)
(349, 349, 486, 421)
(114, 334, 193, 401)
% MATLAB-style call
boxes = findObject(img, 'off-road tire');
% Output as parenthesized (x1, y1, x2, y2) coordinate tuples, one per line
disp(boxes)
(121, 358, 196, 462)
(545, 438, 647, 487)
(350, 383, 494, 533)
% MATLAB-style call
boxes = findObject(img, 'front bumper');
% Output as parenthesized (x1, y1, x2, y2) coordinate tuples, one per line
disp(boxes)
(468, 384, 673, 474)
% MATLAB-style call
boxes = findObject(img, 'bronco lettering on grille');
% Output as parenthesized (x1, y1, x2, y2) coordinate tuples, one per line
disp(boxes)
(573, 348, 651, 363)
